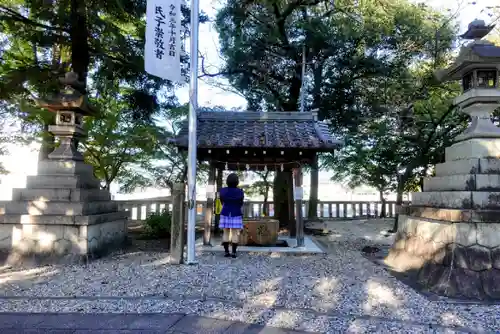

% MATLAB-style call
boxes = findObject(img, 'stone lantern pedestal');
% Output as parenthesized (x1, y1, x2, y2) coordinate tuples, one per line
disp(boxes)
(0, 73, 128, 264)
(385, 20, 500, 300)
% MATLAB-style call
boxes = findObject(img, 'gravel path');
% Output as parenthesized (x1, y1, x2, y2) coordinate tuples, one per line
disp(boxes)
(0, 219, 497, 333)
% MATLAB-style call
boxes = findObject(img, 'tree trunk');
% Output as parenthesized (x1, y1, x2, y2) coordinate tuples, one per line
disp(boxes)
(263, 190, 269, 216)
(70, 0, 90, 87)
(307, 155, 319, 219)
(391, 171, 410, 232)
(273, 171, 293, 231)
(379, 190, 387, 218)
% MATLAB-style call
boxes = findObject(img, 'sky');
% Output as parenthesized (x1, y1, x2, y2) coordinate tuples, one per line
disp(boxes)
(0, 0, 498, 201)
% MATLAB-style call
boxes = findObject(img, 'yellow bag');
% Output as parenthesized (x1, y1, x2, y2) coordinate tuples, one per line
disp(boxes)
(215, 198, 222, 215)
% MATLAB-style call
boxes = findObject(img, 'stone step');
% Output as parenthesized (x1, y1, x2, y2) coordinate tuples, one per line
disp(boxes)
(0, 201, 119, 216)
(435, 158, 500, 176)
(412, 191, 500, 209)
(423, 174, 500, 191)
(37, 160, 94, 176)
(11, 188, 111, 202)
(445, 138, 500, 161)
(401, 205, 500, 223)
(0, 211, 128, 225)
(26, 175, 100, 189)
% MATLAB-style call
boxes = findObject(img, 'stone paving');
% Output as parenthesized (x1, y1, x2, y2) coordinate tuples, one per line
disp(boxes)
(0, 312, 311, 333)
(0, 220, 498, 333)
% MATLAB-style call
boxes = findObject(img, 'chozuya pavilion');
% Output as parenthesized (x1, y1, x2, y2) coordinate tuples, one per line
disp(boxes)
(170, 110, 341, 251)
(386, 19, 500, 300)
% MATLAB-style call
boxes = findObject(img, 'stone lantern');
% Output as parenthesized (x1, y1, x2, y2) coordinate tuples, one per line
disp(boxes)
(37, 72, 98, 161)
(386, 20, 500, 300)
(0, 72, 128, 264)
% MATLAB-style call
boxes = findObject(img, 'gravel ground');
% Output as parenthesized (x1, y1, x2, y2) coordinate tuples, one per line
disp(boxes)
(0, 219, 497, 333)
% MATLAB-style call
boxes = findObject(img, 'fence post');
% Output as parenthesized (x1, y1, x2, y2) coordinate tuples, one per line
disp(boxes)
(170, 183, 186, 264)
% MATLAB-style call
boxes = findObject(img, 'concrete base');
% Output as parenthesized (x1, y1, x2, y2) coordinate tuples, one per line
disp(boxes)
(197, 235, 325, 254)
(0, 160, 129, 264)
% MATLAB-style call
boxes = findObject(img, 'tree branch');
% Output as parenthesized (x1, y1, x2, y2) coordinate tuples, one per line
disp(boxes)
(0, 5, 69, 33)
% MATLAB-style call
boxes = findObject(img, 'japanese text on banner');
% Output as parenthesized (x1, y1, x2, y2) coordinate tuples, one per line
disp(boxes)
(145, 0, 182, 82)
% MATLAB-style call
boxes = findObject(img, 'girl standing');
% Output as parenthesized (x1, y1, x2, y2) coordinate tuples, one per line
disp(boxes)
(219, 173, 244, 258)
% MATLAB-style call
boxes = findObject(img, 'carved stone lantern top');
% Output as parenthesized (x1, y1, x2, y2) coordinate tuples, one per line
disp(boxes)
(435, 20, 500, 83)
(36, 72, 99, 117)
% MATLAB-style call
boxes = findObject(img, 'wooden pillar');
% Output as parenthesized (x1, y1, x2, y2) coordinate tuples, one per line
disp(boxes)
(214, 167, 223, 229)
(293, 168, 305, 247)
(203, 164, 216, 245)
(170, 183, 185, 264)
(286, 171, 296, 237)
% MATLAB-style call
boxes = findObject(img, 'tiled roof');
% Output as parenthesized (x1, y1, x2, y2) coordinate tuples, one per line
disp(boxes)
(171, 111, 342, 151)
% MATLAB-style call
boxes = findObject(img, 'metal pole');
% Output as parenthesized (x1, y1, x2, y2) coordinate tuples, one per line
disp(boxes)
(295, 44, 306, 247)
(186, 0, 200, 265)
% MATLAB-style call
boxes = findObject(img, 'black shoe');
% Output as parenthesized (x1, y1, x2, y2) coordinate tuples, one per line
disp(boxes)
(223, 242, 230, 257)
(231, 243, 238, 258)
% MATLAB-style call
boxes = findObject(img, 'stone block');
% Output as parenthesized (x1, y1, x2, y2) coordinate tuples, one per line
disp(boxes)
(417, 263, 443, 287)
(0, 201, 118, 216)
(392, 232, 406, 251)
(476, 223, 500, 248)
(86, 220, 127, 254)
(0, 211, 128, 226)
(0, 224, 12, 249)
(12, 188, 111, 202)
(423, 174, 476, 192)
(74, 211, 128, 225)
(469, 209, 500, 223)
(454, 223, 477, 246)
(66, 225, 88, 254)
(492, 247, 500, 269)
(467, 245, 492, 271)
(472, 192, 500, 209)
(384, 248, 426, 271)
(12, 189, 72, 202)
(481, 269, 500, 299)
(37, 160, 94, 176)
(26, 175, 100, 189)
(415, 218, 447, 241)
(412, 191, 472, 209)
(452, 268, 484, 300)
(398, 215, 417, 235)
(429, 267, 457, 296)
(479, 158, 500, 174)
(431, 247, 447, 265)
(71, 189, 111, 202)
(445, 138, 500, 161)
(475, 174, 500, 191)
(402, 206, 470, 222)
(435, 159, 480, 176)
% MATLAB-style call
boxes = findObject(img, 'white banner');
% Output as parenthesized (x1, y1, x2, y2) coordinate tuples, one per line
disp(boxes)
(145, 0, 182, 82)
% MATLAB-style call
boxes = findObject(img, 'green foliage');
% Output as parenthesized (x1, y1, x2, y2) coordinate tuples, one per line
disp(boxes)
(0, 0, 209, 161)
(82, 93, 164, 189)
(142, 210, 172, 239)
(118, 104, 238, 194)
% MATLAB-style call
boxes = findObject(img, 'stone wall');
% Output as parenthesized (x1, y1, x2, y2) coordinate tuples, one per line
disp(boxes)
(387, 213, 500, 300)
